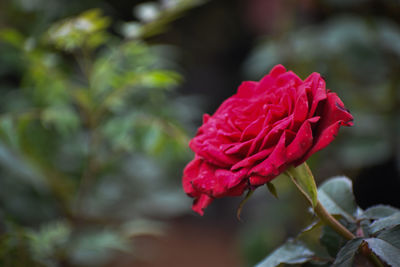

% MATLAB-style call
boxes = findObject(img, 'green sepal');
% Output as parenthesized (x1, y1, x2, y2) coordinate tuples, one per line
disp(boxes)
(236, 189, 254, 221)
(286, 163, 318, 208)
(266, 182, 278, 199)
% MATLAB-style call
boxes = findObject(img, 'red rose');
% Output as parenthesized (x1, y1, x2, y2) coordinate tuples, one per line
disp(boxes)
(183, 65, 353, 215)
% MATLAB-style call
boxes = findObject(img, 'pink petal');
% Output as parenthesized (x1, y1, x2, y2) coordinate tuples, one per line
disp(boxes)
(257, 65, 287, 92)
(232, 146, 274, 170)
(190, 139, 239, 167)
(303, 121, 342, 160)
(315, 92, 354, 130)
(286, 117, 319, 162)
(276, 71, 303, 87)
(250, 131, 288, 177)
(191, 163, 248, 198)
(224, 139, 253, 155)
(192, 194, 213, 216)
(305, 73, 327, 117)
(182, 157, 202, 196)
(235, 81, 259, 98)
(226, 180, 248, 196)
(212, 168, 248, 197)
(203, 114, 210, 124)
(303, 92, 353, 159)
(249, 174, 274, 186)
(258, 116, 292, 151)
(291, 89, 309, 130)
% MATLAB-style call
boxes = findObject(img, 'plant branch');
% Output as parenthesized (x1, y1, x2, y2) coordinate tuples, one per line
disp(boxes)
(75, 125, 99, 214)
(286, 163, 355, 240)
(314, 200, 355, 240)
(287, 163, 385, 267)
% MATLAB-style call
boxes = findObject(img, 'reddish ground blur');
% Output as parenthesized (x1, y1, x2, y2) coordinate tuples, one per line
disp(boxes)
(108, 218, 243, 267)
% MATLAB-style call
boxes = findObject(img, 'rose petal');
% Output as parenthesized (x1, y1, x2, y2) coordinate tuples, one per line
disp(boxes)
(240, 115, 265, 141)
(286, 117, 319, 162)
(190, 139, 239, 167)
(257, 64, 287, 93)
(192, 194, 213, 216)
(305, 73, 327, 117)
(203, 114, 211, 124)
(315, 91, 354, 129)
(213, 168, 248, 196)
(250, 131, 288, 177)
(226, 180, 248, 196)
(232, 146, 274, 170)
(303, 92, 353, 159)
(249, 174, 274, 187)
(291, 89, 309, 130)
(276, 71, 302, 87)
(224, 139, 253, 155)
(191, 164, 248, 198)
(258, 116, 292, 151)
(236, 81, 259, 98)
(303, 121, 341, 160)
(190, 160, 218, 195)
(182, 157, 203, 196)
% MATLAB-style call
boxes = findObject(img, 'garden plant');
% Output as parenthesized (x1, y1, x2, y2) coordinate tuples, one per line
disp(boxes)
(183, 65, 400, 267)
(1, 0, 400, 266)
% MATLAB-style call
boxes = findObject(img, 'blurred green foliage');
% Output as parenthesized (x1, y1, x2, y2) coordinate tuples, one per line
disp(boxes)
(0, 1, 203, 266)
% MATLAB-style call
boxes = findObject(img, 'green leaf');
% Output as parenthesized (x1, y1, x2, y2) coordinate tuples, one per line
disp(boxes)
(362, 205, 400, 219)
(377, 225, 400, 249)
(332, 238, 363, 267)
(140, 70, 182, 88)
(41, 105, 80, 135)
(28, 221, 71, 261)
(47, 9, 110, 51)
(143, 123, 163, 154)
(286, 163, 318, 207)
(0, 28, 25, 48)
(266, 182, 278, 199)
(0, 115, 20, 148)
(369, 212, 400, 234)
(101, 114, 136, 152)
(365, 238, 400, 267)
(255, 239, 315, 267)
(70, 230, 130, 266)
(317, 176, 357, 221)
(320, 225, 346, 257)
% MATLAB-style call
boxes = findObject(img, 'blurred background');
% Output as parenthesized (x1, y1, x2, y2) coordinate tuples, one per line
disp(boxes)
(0, 0, 400, 266)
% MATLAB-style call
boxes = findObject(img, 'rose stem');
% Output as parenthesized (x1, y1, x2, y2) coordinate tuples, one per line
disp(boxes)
(286, 164, 356, 240)
(288, 164, 384, 266)
(316, 202, 385, 267)
(314, 200, 355, 240)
